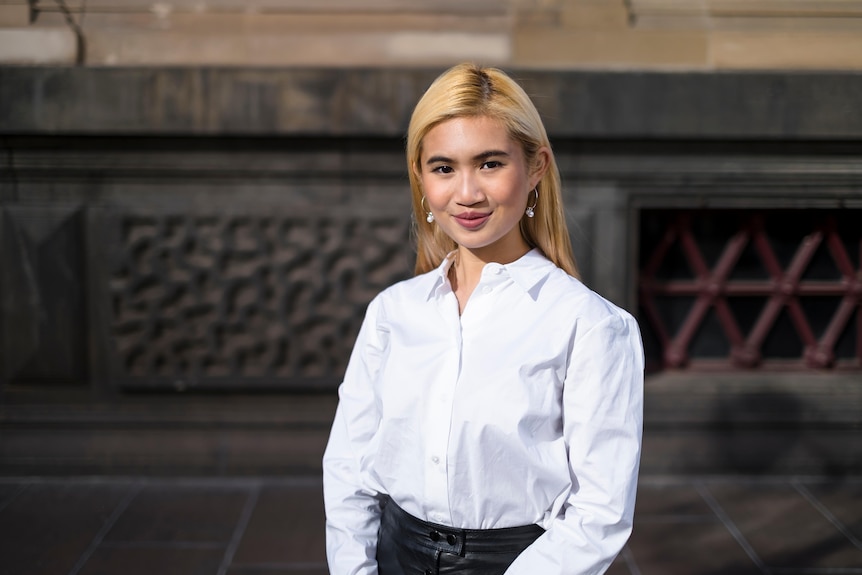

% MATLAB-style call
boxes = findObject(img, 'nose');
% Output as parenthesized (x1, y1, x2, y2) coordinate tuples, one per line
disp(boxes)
(454, 171, 485, 206)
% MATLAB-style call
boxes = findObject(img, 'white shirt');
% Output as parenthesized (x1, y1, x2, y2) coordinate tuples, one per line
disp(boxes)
(323, 249, 644, 575)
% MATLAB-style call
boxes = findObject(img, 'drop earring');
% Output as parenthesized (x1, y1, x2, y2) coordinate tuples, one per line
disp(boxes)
(525, 188, 538, 218)
(421, 196, 434, 223)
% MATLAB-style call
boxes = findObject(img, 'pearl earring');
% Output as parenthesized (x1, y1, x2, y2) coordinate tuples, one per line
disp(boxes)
(421, 196, 434, 223)
(525, 188, 538, 218)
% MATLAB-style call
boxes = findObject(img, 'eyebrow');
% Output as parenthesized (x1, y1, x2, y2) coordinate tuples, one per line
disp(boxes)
(425, 150, 511, 166)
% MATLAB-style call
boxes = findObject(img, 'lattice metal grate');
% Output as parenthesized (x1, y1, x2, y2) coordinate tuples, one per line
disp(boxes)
(638, 209, 862, 371)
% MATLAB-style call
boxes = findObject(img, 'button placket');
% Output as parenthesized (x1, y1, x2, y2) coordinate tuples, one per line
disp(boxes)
(426, 295, 462, 524)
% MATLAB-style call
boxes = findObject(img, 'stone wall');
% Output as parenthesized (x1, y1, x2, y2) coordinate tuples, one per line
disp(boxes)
(2, 0, 862, 69)
(3, 66, 862, 393)
(1, 66, 861, 475)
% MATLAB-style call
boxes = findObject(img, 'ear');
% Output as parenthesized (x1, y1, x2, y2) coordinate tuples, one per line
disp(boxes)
(528, 146, 551, 190)
(412, 144, 426, 181)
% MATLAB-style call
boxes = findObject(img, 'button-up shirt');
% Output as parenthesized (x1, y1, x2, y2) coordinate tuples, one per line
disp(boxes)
(323, 249, 644, 575)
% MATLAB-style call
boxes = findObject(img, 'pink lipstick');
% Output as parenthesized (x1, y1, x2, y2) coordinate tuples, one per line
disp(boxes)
(453, 212, 491, 230)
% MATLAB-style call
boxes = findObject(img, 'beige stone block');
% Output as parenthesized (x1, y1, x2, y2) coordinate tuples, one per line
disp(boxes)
(85, 29, 510, 66)
(53, 11, 510, 34)
(0, 28, 77, 63)
(513, 28, 708, 69)
(630, 0, 862, 21)
(711, 30, 862, 69)
(34, 0, 509, 13)
(554, 0, 615, 5)
(706, 0, 862, 17)
(0, 4, 29, 27)
(637, 13, 862, 32)
(387, 32, 510, 63)
(631, 0, 862, 31)
(560, 1, 630, 30)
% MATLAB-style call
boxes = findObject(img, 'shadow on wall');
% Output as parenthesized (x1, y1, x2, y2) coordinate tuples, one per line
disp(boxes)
(642, 371, 862, 477)
(711, 389, 852, 477)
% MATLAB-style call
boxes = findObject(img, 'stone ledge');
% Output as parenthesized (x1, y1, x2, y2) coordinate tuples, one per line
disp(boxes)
(2, 376, 858, 476)
(2, 67, 862, 138)
(644, 372, 862, 427)
(0, 392, 338, 427)
(0, 428, 331, 476)
(0, 393, 337, 476)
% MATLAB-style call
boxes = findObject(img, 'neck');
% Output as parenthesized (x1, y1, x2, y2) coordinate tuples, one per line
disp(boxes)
(449, 240, 530, 313)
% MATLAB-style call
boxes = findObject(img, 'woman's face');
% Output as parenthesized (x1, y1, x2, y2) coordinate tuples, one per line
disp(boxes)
(417, 115, 547, 262)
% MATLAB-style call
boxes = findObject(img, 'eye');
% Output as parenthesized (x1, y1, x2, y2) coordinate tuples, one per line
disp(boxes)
(431, 165, 454, 174)
(481, 161, 503, 169)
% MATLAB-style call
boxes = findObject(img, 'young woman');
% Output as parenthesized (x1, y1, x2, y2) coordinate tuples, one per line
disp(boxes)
(323, 63, 644, 575)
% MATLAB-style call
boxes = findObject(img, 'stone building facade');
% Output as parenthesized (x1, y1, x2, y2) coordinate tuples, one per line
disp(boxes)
(1, 1, 861, 476)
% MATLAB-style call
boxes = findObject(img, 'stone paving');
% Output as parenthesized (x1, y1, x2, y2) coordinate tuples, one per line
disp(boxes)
(1, 475, 861, 575)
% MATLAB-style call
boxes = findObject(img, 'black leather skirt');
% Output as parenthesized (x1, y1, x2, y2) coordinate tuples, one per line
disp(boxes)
(376, 497, 545, 575)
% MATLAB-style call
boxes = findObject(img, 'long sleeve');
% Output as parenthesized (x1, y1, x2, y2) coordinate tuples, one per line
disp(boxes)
(323, 297, 389, 575)
(504, 312, 644, 575)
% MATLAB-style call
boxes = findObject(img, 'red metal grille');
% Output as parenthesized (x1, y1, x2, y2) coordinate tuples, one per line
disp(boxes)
(639, 210, 862, 371)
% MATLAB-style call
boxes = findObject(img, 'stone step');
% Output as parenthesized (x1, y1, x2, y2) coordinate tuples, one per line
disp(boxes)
(2, 373, 860, 476)
(0, 392, 337, 476)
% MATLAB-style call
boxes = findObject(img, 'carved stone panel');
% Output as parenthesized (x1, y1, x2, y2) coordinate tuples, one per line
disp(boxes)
(104, 212, 412, 391)
(0, 205, 87, 385)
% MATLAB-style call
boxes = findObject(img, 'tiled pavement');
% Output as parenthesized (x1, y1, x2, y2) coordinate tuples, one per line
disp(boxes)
(1, 475, 861, 575)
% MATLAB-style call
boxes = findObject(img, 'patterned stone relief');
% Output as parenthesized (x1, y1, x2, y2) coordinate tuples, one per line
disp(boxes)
(110, 214, 412, 385)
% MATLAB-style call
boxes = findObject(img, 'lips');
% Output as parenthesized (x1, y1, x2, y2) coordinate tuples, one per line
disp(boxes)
(453, 212, 491, 230)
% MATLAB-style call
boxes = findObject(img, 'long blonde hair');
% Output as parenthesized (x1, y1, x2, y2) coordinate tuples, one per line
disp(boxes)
(407, 63, 578, 278)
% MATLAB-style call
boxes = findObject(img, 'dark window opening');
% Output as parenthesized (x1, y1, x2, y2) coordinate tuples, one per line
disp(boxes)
(638, 209, 862, 371)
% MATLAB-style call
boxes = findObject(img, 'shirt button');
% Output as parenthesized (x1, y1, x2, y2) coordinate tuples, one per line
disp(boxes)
(431, 456, 440, 464)
(481, 285, 492, 294)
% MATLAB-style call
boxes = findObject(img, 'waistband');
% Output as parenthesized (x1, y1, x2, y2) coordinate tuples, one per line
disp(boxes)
(381, 497, 545, 556)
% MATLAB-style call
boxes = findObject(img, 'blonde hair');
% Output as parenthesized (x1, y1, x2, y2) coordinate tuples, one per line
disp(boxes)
(407, 63, 579, 278)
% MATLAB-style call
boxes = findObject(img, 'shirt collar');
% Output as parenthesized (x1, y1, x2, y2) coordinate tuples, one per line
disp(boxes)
(424, 248, 555, 301)
(423, 251, 456, 301)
